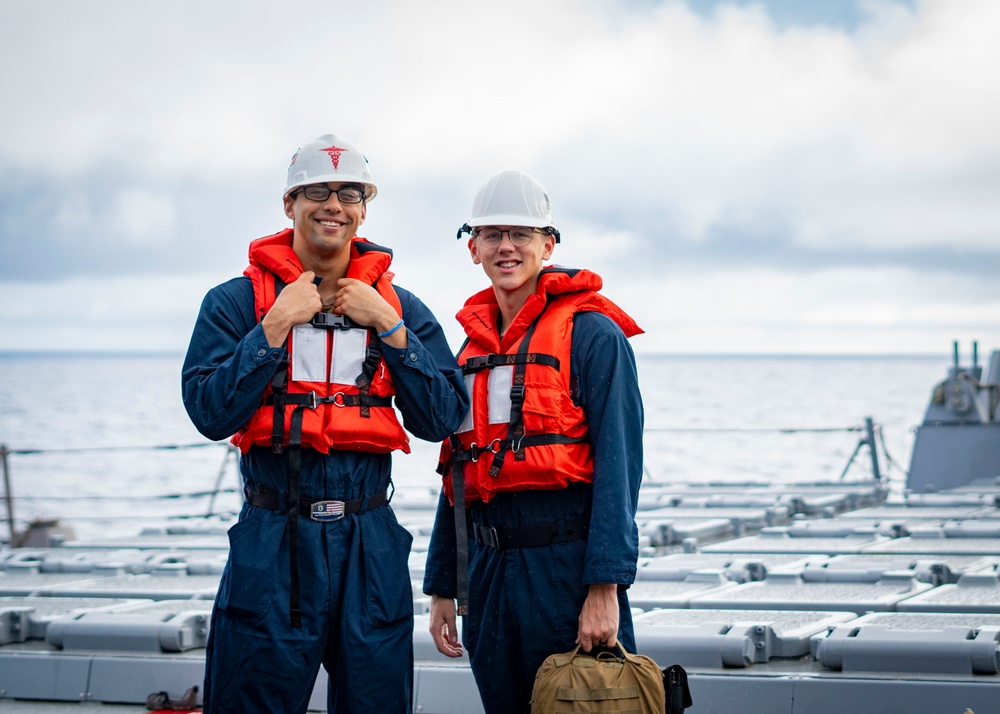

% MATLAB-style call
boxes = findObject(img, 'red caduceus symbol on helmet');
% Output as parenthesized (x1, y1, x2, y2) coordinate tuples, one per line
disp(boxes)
(322, 145, 347, 170)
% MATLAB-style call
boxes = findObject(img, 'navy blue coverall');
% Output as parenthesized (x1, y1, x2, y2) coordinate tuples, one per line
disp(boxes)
(182, 273, 467, 714)
(422, 311, 644, 714)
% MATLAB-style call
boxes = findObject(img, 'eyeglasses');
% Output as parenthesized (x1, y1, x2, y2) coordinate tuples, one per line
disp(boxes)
(474, 227, 544, 247)
(296, 185, 365, 204)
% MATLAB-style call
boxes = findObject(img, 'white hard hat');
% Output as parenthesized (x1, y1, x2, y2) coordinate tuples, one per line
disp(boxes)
(284, 134, 377, 201)
(458, 170, 560, 242)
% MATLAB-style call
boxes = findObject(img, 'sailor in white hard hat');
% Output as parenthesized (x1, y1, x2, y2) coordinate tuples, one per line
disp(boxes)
(182, 135, 468, 713)
(424, 170, 645, 714)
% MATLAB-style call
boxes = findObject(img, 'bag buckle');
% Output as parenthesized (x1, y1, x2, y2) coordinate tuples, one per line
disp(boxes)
(309, 500, 346, 522)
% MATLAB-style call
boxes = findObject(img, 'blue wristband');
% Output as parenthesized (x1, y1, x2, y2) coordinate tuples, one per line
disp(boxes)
(377, 319, 405, 339)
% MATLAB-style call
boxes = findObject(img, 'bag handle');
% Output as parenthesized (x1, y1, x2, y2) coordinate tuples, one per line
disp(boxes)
(573, 642, 640, 663)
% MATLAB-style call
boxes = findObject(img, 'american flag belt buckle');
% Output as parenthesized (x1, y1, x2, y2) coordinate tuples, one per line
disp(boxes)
(310, 500, 346, 522)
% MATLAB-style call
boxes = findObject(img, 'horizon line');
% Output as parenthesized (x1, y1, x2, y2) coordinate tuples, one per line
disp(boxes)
(0, 349, 950, 360)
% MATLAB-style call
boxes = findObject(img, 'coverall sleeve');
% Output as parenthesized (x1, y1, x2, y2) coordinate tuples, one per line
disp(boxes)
(181, 277, 286, 441)
(571, 311, 644, 586)
(379, 286, 469, 442)
(423, 489, 459, 598)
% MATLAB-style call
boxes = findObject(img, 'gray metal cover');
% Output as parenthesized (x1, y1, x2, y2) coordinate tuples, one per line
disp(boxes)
(626, 574, 739, 610)
(689, 573, 934, 615)
(703, 532, 886, 555)
(897, 572, 1000, 613)
(815, 611, 1000, 674)
(42, 573, 220, 600)
(633, 608, 855, 668)
(45, 608, 210, 652)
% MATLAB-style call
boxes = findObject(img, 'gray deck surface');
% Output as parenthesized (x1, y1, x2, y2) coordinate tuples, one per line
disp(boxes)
(4, 477, 1000, 713)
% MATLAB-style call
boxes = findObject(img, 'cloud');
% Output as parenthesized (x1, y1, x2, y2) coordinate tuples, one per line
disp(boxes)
(0, 0, 998, 354)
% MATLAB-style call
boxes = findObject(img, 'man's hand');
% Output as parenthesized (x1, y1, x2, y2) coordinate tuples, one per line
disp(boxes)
(261, 271, 322, 348)
(576, 583, 619, 652)
(429, 595, 464, 658)
(332, 278, 408, 348)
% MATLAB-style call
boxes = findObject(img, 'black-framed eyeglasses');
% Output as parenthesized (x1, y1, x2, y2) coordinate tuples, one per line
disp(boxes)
(457, 223, 561, 243)
(296, 185, 365, 204)
(474, 227, 544, 247)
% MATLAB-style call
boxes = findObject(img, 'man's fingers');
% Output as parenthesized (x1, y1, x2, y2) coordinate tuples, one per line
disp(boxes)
(434, 625, 463, 658)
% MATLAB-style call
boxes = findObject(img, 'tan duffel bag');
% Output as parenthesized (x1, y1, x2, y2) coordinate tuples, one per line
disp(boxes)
(530, 644, 666, 713)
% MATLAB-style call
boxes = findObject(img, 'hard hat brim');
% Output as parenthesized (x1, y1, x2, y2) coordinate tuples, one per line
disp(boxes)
(466, 214, 550, 229)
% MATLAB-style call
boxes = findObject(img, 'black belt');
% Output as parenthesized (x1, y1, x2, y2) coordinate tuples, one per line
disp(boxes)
(473, 519, 588, 550)
(245, 487, 389, 522)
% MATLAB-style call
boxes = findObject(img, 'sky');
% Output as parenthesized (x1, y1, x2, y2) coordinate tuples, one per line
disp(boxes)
(1, 0, 998, 357)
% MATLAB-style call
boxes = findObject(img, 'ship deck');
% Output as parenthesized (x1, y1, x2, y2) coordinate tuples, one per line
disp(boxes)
(3, 477, 1000, 713)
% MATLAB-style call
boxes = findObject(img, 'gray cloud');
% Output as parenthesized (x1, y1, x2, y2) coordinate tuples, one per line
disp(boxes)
(1, 0, 998, 354)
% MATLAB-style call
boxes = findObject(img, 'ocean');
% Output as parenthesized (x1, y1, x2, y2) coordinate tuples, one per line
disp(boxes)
(0, 351, 952, 542)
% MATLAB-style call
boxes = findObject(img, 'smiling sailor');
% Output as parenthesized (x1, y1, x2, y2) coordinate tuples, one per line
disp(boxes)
(181, 135, 468, 713)
(422, 170, 645, 713)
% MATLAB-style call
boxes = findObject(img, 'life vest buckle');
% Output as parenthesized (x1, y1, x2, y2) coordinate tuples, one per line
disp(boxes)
(331, 392, 347, 407)
(470, 439, 503, 463)
(465, 354, 492, 373)
(310, 312, 359, 330)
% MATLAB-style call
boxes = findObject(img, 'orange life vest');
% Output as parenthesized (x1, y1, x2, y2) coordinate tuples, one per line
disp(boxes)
(440, 267, 641, 504)
(232, 229, 410, 455)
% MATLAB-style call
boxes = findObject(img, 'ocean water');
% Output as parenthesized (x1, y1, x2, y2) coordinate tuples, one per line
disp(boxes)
(0, 351, 953, 541)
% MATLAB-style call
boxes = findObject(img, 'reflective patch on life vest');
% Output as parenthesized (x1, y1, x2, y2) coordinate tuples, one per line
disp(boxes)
(330, 328, 367, 386)
(291, 324, 328, 382)
(457, 373, 476, 434)
(290, 323, 368, 386)
(488, 366, 513, 425)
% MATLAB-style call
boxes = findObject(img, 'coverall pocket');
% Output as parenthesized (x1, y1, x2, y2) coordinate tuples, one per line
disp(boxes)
(360, 510, 414, 627)
(217, 510, 280, 624)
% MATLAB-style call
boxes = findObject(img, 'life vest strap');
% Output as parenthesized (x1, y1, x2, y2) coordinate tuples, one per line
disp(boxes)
(488, 315, 545, 475)
(451, 434, 589, 466)
(355, 343, 384, 417)
(264, 392, 393, 409)
(462, 352, 559, 374)
(450, 434, 469, 616)
(269, 357, 290, 453)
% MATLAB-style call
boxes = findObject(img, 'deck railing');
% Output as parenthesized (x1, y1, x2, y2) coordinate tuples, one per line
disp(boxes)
(1, 416, 902, 546)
